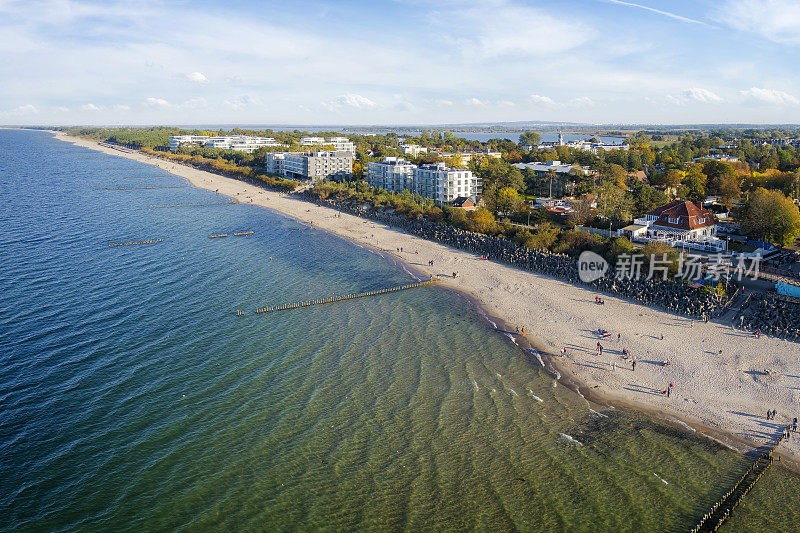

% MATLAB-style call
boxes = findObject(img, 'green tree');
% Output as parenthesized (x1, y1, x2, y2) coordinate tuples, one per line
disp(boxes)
(738, 188, 800, 246)
(523, 221, 559, 250)
(495, 186, 524, 215)
(519, 131, 541, 147)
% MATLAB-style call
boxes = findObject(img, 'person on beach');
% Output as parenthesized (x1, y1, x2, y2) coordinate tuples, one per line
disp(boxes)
(632, 359, 636, 372)
(794, 418, 798, 432)
(660, 334, 664, 340)
(667, 387, 671, 398)
(767, 410, 772, 420)
(617, 333, 621, 342)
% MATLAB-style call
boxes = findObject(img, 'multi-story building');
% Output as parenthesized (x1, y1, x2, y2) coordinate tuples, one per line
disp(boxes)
(367, 157, 416, 192)
(402, 144, 427, 157)
(413, 162, 480, 204)
(263, 152, 286, 176)
(169, 135, 210, 151)
(367, 159, 480, 204)
(169, 135, 282, 153)
(281, 151, 354, 182)
(299, 136, 356, 154)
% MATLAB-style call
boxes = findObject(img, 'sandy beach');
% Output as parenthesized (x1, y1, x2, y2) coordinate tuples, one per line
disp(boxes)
(54, 131, 800, 467)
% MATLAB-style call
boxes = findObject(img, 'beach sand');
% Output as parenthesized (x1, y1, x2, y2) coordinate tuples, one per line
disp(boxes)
(54, 131, 800, 467)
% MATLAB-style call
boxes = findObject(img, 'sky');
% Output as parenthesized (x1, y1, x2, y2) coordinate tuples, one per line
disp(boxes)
(2, 0, 800, 126)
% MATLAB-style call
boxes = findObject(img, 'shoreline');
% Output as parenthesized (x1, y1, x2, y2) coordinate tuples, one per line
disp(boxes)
(48, 130, 800, 472)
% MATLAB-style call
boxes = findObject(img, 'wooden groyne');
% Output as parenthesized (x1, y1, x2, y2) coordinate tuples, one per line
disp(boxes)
(691, 436, 784, 532)
(150, 201, 238, 209)
(92, 186, 187, 191)
(209, 231, 253, 239)
(109, 238, 163, 247)
(251, 279, 437, 315)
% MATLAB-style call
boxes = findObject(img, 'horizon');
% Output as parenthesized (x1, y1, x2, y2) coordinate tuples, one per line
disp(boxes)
(3, 0, 800, 125)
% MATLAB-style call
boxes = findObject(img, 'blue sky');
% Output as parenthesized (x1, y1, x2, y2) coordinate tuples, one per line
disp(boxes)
(2, 0, 800, 125)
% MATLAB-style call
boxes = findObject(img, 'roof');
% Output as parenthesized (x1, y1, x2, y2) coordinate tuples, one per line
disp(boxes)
(646, 200, 716, 231)
(627, 170, 649, 184)
(622, 224, 647, 232)
(451, 196, 476, 207)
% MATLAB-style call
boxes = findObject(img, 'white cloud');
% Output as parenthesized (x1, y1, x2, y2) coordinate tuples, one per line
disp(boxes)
(436, 99, 454, 107)
(81, 103, 102, 111)
(529, 94, 555, 105)
(666, 87, 723, 105)
(179, 97, 208, 109)
(498, 100, 515, 107)
(740, 87, 800, 105)
(144, 97, 170, 108)
(224, 95, 260, 111)
(466, 97, 485, 106)
(113, 104, 131, 111)
(604, 0, 708, 25)
(184, 71, 208, 83)
(715, 0, 800, 44)
(321, 93, 378, 111)
(440, 1, 592, 58)
(568, 96, 595, 107)
(12, 104, 39, 114)
(55, 106, 69, 112)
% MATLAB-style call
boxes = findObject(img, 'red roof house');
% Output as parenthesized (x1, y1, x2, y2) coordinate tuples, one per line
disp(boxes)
(643, 200, 717, 239)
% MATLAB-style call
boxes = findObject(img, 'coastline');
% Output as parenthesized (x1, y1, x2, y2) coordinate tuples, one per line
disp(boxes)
(49, 130, 800, 471)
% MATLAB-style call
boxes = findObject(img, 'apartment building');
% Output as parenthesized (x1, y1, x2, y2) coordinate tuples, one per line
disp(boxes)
(264, 152, 286, 176)
(281, 151, 354, 182)
(299, 136, 356, 154)
(414, 163, 480, 204)
(366, 158, 480, 204)
(367, 157, 416, 192)
(169, 135, 282, 153)
(169, 135, 210, 151)
(402, 144, 427, 157)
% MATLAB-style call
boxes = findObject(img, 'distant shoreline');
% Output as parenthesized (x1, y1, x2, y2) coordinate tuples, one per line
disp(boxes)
(45, 129, 800, 472)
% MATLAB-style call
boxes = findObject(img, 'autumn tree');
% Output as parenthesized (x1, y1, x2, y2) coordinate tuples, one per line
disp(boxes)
(738, 188, 800, 246)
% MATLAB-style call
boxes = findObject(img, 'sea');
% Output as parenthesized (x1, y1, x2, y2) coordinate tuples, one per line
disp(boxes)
(1, 128, 798, 531)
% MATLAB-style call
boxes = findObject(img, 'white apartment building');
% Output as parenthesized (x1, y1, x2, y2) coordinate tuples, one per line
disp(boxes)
(402, 144, 428, 157)
(367, 158, 416, 192)
(366, 158, 480, 204)
(169, 135, 283, 153)
(299, 136, 356, 154)
(414, 163, 480, 204)
(169, 135, 210, 151)
(264, 152, 286, 176)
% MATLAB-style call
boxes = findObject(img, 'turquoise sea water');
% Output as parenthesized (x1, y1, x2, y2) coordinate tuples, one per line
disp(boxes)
(1, 129, 797, 531)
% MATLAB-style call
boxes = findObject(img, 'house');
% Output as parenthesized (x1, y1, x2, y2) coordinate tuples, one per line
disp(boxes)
(450, 196, 477, 208)
(628, 200, 726, 251)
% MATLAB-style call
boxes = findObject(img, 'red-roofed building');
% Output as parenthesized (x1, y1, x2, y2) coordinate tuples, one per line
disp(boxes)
(630, 200, 725, 251)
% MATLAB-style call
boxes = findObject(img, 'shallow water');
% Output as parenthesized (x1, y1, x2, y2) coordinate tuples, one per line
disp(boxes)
(0, 129, 794, 531)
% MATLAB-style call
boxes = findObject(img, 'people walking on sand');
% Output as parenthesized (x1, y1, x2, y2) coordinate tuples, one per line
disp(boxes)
(667, 386, 671, 398)
(767, 410, 772, 420)
(793, 418, 797, 432)
(632, 359, 636, 372)
(617, 333, 621, 342)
